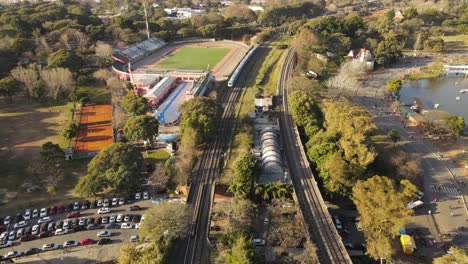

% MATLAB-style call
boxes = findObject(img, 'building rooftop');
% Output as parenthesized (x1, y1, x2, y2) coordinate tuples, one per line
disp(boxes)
(144, 76, 177, 99)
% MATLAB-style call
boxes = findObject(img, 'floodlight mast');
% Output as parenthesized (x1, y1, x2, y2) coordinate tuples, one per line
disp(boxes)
(143, 0, 150, 40)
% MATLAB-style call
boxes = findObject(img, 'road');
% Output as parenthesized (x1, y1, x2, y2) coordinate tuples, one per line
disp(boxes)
(354, 59, 468, 257)
(277, 48, 352, 263)
(0, 198, 153, 262)
(168, 46, 263, 264)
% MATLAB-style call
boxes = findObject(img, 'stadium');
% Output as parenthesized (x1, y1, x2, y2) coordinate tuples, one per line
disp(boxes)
(111, 37, 249, 126)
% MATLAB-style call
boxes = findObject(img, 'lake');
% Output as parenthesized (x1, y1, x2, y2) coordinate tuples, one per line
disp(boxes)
(399, 77, 468, 121)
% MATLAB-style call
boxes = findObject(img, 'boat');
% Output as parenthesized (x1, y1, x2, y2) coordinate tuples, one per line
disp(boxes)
(456, 96, 460, 100)
(460, 89, 468, 93)
(434, 104, 440, 109)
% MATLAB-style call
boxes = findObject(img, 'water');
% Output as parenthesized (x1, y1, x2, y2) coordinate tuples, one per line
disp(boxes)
(399, 77, 468, 121)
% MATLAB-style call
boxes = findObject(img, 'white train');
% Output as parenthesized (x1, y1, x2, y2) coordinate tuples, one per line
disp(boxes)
(227, 45, 260, 87)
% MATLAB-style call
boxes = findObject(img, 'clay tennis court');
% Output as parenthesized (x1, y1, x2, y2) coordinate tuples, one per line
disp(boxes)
(74, 104, 113, 153)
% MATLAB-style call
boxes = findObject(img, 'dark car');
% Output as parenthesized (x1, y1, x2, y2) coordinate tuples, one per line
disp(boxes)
(73, 225, 85, 232)
(38, 231, 51, 238)
(132, 215, 141, 223)
(70, 218, 79, 228)
(19, 235, 35, 242)
(24, 248, 41, 256)
(67, 203, 74, 212)
(15, 213, 23, 223)
(94, 217, 102, 225)
(24, 226, 31, 235)
(0, 225, 6, 233)
(104, 223, 119, 229)
(129, 205, 141, 211)
(49, 205, 56, 215)
(97, 238, 112, 245)
(57, 205, 65, 214)
(91, 200, 98, 209)
(88, 218, 95, 225)
(66, 211, 80, 219)
(87, 224, 100, 230)
(39, 223, 48, 233)
(56, 220, 63, 229)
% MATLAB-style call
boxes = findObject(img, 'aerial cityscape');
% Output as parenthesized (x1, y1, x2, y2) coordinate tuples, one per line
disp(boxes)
(0, 0, 466, 263)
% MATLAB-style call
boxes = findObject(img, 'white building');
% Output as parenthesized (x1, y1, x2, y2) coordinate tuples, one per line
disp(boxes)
(163, 7, 206, 19)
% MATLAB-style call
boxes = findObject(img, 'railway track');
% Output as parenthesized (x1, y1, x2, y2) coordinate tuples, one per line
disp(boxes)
(182, 46, 263, 264)
(277, 48, 352, 264)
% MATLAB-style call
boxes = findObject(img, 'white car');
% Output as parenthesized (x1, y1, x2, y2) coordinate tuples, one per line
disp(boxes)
(143, 192, 149, 199)
(97, 230, 112, 237)
(130, 235, 139, 242)
(42, 243, 60, 251)
(112, 198, 118, 206)
(101, 217, 109, 224)
(333, 215, 342, 229)
(31, 225, 40, 235)
(39, 208, 47, 218)
(73, 202, 80, 210)
(3, 216, 11, 225)
(78, 218, 86, 226)
(103, 199, 110, 207)
(63, 220, 70, 230)
(0, 232, 8, 240)
(97, 207, 111, 214)
(4, 251, 22, 258)
(38, 216, 52, 224)
(116, 214, 123, 223)
(63, 240, 79, 248)
(118, 198, 125, 205)
(0, 241, 12, 248)
(109, 215, 116, 223)
(97, 199, 103, 207)
(54, 228, 69, 236)
(23, 209, 31, 220)
(121, 223, 132, 229)
(8, 231, 15, 240)
(135, 193, 141, 200)
(14, 220, 28, 229)
(135, 223, 141, 229)
(141, 215, 145, 222)
(253, 239, 266, 246)
(16, 228, 23, 238)
(32, 209, 39, 218)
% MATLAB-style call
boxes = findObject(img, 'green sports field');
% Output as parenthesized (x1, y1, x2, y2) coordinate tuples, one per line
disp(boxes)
(155, 47, 231, 70)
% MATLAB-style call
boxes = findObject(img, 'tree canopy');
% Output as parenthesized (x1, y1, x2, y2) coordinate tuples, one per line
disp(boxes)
(0, 76, 20, 102)
(75, 143, 144, 196)
(121, 91, 149, 116)
(445, 115, 465, 137)
(123, 115, 159, 143)
(352, 175, 418, 261)
(229, 153, 257, 199)
(434, 247, 468, 264)
(47, 49, 83, 74)
(178, 97, 222, 145)
(385, 79, 403, 94)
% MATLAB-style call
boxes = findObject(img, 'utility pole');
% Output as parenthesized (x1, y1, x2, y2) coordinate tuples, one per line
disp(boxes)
(143, 0, 150, 40)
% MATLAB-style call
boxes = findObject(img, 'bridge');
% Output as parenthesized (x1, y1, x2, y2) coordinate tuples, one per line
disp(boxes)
(443, 65, 468, 77)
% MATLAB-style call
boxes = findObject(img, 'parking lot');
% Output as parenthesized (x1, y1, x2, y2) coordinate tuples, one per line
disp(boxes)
(0, 194, 156, 261)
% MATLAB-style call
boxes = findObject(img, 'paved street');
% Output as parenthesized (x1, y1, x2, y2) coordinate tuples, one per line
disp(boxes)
(0, 198, 155, 262)
(354, 57, 468, 260)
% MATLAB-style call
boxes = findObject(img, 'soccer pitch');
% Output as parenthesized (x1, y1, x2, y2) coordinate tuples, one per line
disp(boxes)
(155, 47, 231, 71)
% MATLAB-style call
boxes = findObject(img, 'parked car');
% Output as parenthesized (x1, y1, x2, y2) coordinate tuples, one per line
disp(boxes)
(81, 200, 90, 210)
(56, 220, 63, 229)
(38, 217, 52, 224)
(97, 238, 112, 245)
(42, 243, 60, 251)
(19, 235, 34, 242)
(124, 215, 132, 222)
(78, 218, 86, 226)
(66, 203, 73, 212)
(16, 228, 23, 238)
(121, 223, 132, 229)
(39, 223, 48, 233)
(97, 230, 112, 237)
(0, 232, 7, 240)
(80, 238, 95, 245)
(118, 198, 125, 205)
(0, 241, 12, 248)
(31, 225, 39, 236)
(103, 199, 110, 207)
(101, 217, 109, 224)
(24, 248, 41, 256)
(32, 209, 39, 218)
(14, 220, 28, 229)
(4, 251, 22, 258)
(129, 205, 141, 211)
(15, 213, 23, 223)
(63, 240, 79, 248)
(54, 228, 69, 236)
(8, 231, 15, 241)
(97, 199, 103, 207)
(333, 215, 342, 230)
(111, 198, 118, 206)
(63, 220, 71, 230)
(94, 217, 102, 225)
(23, 209, 31, 220)
(132, 215, 141, 223)
(116, 214, 123, 223)
(143, 192, 149, 199)
(73, 202, 80, 211)
(57, 205, 65, 214)
(3, 216, 11, 225)
(87, 224, 100, 230)
(135, 193, 141, 200)
(38, 231, 52, 238)
(104, 223, 119, 229)
(39, 208, 47, 218)
(135, 223, 141, 229)
(97, 208, 111, 214)
(47, 222, 55, 231)
(109, 215, 116, 223)
(49, 205, 56, 215)
(130, 235, 139, 242)
(24, 226, 31, 235)
(66, 211, 80, 218)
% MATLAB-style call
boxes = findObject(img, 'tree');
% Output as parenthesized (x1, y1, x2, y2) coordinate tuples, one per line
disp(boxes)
(224, 236, 255, 264)
(385, 79, 403, 94)
(75, 174, 105, 198)
(48, 49, 83, 74)
(352, 176, 418, 261)
(40, 68, 74, 101)
(61, 122, 78, 140)
(173, 127, 199, 187)
(223, 5, 257, 23)
(326, 60, 367, 96)
(10, 63, 41, 98)
(40, 142, 64, 163)
(374, 31, 402, 66)
(123, 115, 159, 146)
(445, 115, 465, 137)
(229, 153, 257, 199)
(121, 91, 149, 116)
(140, 202, 190, 243)
(95, 41, 113, 66)
(424, 37, 445, 52)
(0, 76, 20, 102)
(434, 247, 468, 264)
(387, 129, 400, 146)
(47, 186, 57, 198)
(212, 199, 255, 233)
(179, 97, 222, 145)
(288, 91, 321, 129)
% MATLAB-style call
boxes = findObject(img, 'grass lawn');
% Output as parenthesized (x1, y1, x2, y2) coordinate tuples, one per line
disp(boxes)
(156, 47, 231, 70)
(442, 34, 468, 51)
(76, 84, 111, 104)
(146, 149, 171, 164)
